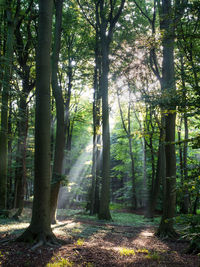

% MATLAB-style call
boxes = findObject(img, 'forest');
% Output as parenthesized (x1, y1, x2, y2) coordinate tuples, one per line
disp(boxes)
(0, 0, 200, 266)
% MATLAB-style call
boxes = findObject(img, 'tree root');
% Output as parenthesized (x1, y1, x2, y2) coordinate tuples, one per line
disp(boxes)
(155, 227, 179, 240)
(16, 227, 61, 250)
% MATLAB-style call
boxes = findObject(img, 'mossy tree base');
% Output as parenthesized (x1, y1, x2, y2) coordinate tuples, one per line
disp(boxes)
(98, 211, 112, 221)
(16, 226, 59, 250)
(156, 223, 179, 240)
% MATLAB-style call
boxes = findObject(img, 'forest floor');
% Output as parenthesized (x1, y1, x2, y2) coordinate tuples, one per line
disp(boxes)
(0, 208, 199, 267)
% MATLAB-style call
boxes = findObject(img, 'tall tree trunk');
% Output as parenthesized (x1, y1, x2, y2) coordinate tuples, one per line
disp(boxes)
(90, 33, 101, 215)
(64, 58, 73, 176)
(50, 0, 64, 224)
(145, 124, 165, 218)
(17, 0, 56, 245)
(157, 0, 177, 237)
(180, 55, 189, 213)
(13, 95, 28, 218)
(98, 34, 111, 220)
(0, 3, 14, 212)
(7, 101, 13, 209)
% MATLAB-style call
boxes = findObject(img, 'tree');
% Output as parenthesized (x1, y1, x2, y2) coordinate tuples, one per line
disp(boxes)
(16, 0, 57, 247)
(97, 0, 125, 220)
(156, 0, 188, 238)
(50, 0, 64, 224)
(117, 86, 137, 209)
(13, 0, 35, 218)
(0, 0, 16, 212)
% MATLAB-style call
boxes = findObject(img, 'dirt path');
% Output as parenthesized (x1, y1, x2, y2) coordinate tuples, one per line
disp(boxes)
(0, 216, 199, 266)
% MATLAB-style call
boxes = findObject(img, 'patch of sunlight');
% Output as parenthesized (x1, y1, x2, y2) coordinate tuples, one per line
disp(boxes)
(71, 228, 82, 234)
(0, 222, 29, 234)
(52, 221, 82, 235)
(118, 248, 149, 257)
(140, 230, 154, 237)
(47, 257, 73, 267)
(76, 238, 84, 246)
(145, 251, 163, 261)
(136, 249, 149, 254)
(119, 248, 135, 256)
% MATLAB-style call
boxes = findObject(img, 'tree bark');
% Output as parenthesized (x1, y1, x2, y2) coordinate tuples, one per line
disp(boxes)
(157, 0, 177, 236)
(50, 0, 64, 224)
(145, 125, 166, 218)
(0, 2, 14, 211)
(99, 31, 112, 220)
(90, 33, 101, 215)
(17, 0, 55, 245)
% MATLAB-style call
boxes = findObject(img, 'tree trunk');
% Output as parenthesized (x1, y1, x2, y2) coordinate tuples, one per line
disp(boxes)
(50, 0, 64, 224)
(180, 55, 189, 213)
(90, 33, 101, 215)
(98, 34, 111, 220)
(17, 0, 55, 245)
(0, 4, 14, 211)
(7, 101, 13, 209)
(145, 126, 165, 218)
(13, 95, 28, 218)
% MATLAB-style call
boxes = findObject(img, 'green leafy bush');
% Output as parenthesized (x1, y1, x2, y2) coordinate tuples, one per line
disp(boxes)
(175, 214, 200, 254)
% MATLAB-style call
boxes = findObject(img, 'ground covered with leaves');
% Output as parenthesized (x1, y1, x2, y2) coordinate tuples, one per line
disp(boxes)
(0, 208, 199, 266)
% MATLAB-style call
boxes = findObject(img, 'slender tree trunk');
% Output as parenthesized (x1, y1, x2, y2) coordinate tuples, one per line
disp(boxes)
(146, 125, 165, 218)
(7, 101, 13, 209)
(13, 95, 28, 218)
(64, 59, 73, 176)
(0, 4, 14, 212)
(142, 136, 147, 207)
(90, 34, 101, 215)
(50, 0, 64, 224)
(181, 55, 189, 213)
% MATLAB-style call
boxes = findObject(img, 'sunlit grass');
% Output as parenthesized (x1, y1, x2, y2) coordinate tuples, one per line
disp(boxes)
(145, 251, 163, 261)
(120, 248, 135, 256)
(76, 238, 84, 246)
(77, 211, 160, 227)
(46, 257, 73, 267)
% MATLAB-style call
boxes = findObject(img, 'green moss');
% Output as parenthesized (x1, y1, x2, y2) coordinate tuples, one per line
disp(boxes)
(46, 257, 73, 267)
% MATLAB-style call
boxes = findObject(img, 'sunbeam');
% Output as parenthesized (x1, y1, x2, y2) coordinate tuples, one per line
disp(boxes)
(57, 139, 93, 210)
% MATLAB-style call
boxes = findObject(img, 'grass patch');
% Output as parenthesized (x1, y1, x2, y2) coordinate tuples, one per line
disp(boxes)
(47, 257, 73, 267)
(120, 248, 135, 256)
(75, 211, 160, 227)
(76, 238, 84, 246)
(56, 209, 83, 217)
(111, 212, 160, 226)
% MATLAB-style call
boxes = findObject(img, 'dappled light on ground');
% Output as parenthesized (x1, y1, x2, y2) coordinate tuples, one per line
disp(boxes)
(0, 209, 199, 266)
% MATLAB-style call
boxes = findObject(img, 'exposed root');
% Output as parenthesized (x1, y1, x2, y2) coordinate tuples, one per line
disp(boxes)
(156, 227, 179, 240)
(31, 240, 44, 250)
(0, 238, 14, 244)
(15, 226, 61, 250)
